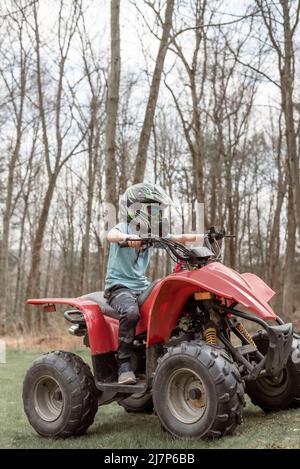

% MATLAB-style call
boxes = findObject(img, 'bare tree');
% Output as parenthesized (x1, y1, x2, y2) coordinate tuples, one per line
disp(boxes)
(105, 0, 121, 207)
(134, 0, 175, 183)
(77, 17, 106, 292)
(101, 0, 121, 287)
(254, 0, 300, 316)
(24, 0, 86, 328)
(166, 0, 207, 211)
(0, 11, 29, 334)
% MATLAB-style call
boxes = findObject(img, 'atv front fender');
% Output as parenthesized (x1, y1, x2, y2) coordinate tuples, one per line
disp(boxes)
(143, 263, 277, 347)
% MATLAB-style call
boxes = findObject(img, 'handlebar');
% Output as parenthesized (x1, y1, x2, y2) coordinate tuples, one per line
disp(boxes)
(118, 228, 235, 265)
(118, 237, 154, 248)
(206, 226, 235, 243)
(119, 235, 192, 262)
(119, 229, 235, 248)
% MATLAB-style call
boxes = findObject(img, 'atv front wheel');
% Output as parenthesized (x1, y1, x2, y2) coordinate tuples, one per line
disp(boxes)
(152, 342, 244, 439)
(119, 392, 153, 413)
(246, 331, 300, 412)
(23, 351, 99, 437)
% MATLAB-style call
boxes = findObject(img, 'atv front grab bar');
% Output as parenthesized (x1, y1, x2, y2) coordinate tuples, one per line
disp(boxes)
(219, 304, 293, 379)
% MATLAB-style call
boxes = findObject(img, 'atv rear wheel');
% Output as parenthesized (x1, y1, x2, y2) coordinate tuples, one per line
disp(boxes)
(152, 342, 244, 439)
(23, 351, 98, 437)
(246, 331, 300, 412)
(119, 392, 153, 413)
(291, 338, 300, 406)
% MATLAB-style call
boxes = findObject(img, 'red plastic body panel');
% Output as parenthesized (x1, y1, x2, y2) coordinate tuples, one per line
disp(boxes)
(27, 261, 277, 355)
(26, 297, 148, 355)
(27, 297, 117, 354)
(141, 262, 276, 346)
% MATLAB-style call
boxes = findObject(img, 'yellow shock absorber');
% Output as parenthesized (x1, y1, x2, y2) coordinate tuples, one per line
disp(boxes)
(204, 326, 217, 346)
(236, 322, 256, 347)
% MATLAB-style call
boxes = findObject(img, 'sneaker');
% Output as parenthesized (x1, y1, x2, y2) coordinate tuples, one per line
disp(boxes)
(118, 362, 136, 385)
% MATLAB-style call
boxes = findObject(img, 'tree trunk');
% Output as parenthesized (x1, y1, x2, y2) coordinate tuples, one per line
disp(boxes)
(0, 66, 26, 334)
(282, 185, 296, 319)
(134, 0, 175, 183)
(280, 0, 300, 234)
(267, 183, 286, 290)
(80, 98, 98, 293)
(103, 0, 121, 288)
(105, 0, 120, 208)
(25, 175, 58, 329)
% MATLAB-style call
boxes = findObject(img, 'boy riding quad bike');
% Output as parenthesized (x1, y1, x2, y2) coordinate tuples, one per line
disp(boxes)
(104, 183, 203, 385)
(23, 184, 300, 439)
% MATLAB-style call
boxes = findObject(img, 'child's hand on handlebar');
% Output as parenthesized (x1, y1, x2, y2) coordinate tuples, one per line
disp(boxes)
(126, 235, 143, 249)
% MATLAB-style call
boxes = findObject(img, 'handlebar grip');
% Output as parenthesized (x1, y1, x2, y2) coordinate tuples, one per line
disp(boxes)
(206, 227, 228, 242)
(214, 229, 226, 241)
(119, 237, 147, 248)
(119, 241, 129, 248)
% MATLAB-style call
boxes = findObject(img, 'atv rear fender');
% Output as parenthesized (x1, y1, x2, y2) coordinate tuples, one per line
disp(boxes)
(26, 297, 117, 354)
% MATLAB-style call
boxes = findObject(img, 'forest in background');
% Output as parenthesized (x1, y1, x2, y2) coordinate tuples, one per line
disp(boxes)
(0, 0, 299, 334)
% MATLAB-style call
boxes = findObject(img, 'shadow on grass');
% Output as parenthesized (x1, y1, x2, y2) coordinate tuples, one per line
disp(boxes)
(90, 409, 164, 440)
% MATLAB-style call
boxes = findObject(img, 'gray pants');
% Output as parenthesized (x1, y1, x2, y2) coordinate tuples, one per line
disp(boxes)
(106, 286, 142, 363)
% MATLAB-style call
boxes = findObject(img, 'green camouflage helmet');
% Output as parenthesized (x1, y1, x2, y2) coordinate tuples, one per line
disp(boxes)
(120, 183, 173, 229)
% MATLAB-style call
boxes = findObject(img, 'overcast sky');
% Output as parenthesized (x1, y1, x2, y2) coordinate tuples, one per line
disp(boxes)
(34, 0, 282, 117)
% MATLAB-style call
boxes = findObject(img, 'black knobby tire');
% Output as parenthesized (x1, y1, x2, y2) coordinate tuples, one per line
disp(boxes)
(246, 331, 300, 412)
(152, 342, 244, 439)
(291, 338, 300, 405)
(23, 351, 99, 437)
(119, 393, 153, 414)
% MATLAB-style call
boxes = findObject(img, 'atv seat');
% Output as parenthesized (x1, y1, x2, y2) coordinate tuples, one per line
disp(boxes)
(81, 280, 160, 320)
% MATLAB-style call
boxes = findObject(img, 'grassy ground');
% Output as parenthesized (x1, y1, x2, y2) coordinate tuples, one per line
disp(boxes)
(1, 349, 300, 449)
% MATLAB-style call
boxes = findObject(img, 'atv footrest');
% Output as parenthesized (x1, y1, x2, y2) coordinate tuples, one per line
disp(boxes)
(95, 380, 146, 394)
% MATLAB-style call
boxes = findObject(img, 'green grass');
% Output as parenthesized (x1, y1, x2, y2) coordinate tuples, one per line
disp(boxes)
(1, 349, 300, 449)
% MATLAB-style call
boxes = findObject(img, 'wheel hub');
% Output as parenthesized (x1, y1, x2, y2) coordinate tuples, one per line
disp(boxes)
(188, 386, 206, 408)
(167, 368, 207, 424)
(34, 375, 64, 422)
(259, 368, 288, 395)
(188, 387, 202, 400)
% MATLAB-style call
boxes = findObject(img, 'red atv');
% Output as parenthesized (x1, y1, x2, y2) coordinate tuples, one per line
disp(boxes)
(23, 228, 300, 439)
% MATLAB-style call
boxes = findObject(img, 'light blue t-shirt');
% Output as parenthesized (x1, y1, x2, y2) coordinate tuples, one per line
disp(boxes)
(105, 223, 153, 291)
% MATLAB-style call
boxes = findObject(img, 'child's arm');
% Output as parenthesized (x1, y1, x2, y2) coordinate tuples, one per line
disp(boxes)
(107, 228, 203, 248)
(107, 228, 142, 249)
(170, 234, 204, 245)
